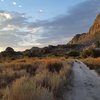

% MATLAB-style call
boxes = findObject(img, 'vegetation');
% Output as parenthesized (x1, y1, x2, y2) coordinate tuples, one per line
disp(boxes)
(3, 77, 54, 100)
(82, 57, 100, 74)
(95, 41, 100, 48)
(67, 50, 80, 57)
(81, 48, 100, 58)
(0, 12, 100, 100)
(81, 49, 93, 58)
(0, 57, 72, 100)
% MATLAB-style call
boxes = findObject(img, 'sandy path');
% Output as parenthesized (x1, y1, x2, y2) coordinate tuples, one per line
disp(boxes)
(63, 60, 100, 100)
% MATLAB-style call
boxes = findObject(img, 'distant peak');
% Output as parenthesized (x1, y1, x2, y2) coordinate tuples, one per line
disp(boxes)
(96, 13, 100, 18)
(68, 13, 100, 46)
(94, 13, 100, 23)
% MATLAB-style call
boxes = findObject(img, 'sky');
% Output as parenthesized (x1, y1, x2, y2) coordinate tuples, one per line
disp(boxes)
(0, 0, 100, 51)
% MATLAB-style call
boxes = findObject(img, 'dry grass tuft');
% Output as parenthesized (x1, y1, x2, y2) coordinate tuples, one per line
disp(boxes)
(82, 57, 100, 74)
(0, 57, 72, 100)
(3, 77, 54, 100)
(82, 57, 100, 69)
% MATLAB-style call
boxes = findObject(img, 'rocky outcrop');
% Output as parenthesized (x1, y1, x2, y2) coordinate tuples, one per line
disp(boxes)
(0, 47, 22, 58)
(89, 14, 100, 35)
(69, 14, 100, 46)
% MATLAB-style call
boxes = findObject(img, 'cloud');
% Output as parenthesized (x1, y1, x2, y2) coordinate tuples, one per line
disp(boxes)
(38, 9, 44, 13)
(0, 12, 12, 20)
(0, 11, 46, 49)
(0, 0, 4, 2)
(18, 5, 22, 8)
(0, 0, 100, 51)
(30, 0, 100, 45)
(13, 2, 17, 5)
(0, 11, 29, 31)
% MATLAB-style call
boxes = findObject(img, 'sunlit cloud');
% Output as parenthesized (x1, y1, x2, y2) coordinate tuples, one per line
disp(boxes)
(16, 27, 47, 47)
(1, 24, 18, 31)
(13, 1, 17, 5)
(0, 0, 4, 2)
(38, 9, 44, 13)
(0, 12, 12, 21)
(0, 11, 47, 48)
(18, 5, 22, 8)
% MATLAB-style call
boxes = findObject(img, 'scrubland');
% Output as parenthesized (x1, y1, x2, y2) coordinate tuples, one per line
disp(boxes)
(82, 57, 100, 74)
(0, 57, 72, 100)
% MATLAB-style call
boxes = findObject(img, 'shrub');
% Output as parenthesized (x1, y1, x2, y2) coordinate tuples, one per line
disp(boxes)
(0, 47, 15, 58)
(34, 71, 51, 90)
(92, 49, 100, 57)
(81, 49, 93, 58)
(3, 77, 54, 100)
(81, 48, 100, 58)
(47, 62, 63, 73)
(67, 50, 80, 57)
(0, 57, 72, 100)
(82, 57, 100, 69)
(26, 63, 38, 75)
(82, 57, 100, 74)
(5, 47, 15, 53)
(95, 41, 100, 48)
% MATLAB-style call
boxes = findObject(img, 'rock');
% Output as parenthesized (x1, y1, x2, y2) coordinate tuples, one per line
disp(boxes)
(69, 13, 100, 47)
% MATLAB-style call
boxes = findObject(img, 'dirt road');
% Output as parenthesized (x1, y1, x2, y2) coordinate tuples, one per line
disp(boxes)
(63, 60, 100, 100)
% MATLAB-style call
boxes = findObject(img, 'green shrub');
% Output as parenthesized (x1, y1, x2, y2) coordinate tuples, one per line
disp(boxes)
(81, 49, 100, 58)
(67, 50, 80, 57)
(81, 49, 93, 58)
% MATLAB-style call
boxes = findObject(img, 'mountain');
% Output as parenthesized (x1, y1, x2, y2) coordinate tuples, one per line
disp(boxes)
(69, 14, 100, 46)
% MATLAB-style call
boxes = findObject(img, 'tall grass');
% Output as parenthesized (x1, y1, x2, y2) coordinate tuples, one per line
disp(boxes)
(82, 57, 100, 69)
(82, 57, 100, 74)
(3, 77, 54, 100)
(0, 57, 72, 100)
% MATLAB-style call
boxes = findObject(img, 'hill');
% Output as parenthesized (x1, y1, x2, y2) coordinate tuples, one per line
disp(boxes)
(0, 14, 100, 58)
(69, 14, 100, 46)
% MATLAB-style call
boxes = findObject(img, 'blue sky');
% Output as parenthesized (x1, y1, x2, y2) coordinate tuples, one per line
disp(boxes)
(0, 0, 100, 51)
(0, 0, 86, 20)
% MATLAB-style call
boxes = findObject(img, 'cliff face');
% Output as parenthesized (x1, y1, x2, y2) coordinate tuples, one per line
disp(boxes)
(89, 14, 100, 35)
(69, 14, 100, 46)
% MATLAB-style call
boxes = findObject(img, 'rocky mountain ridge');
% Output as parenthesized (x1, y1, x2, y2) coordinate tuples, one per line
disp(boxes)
(69, 14, 100, 46)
